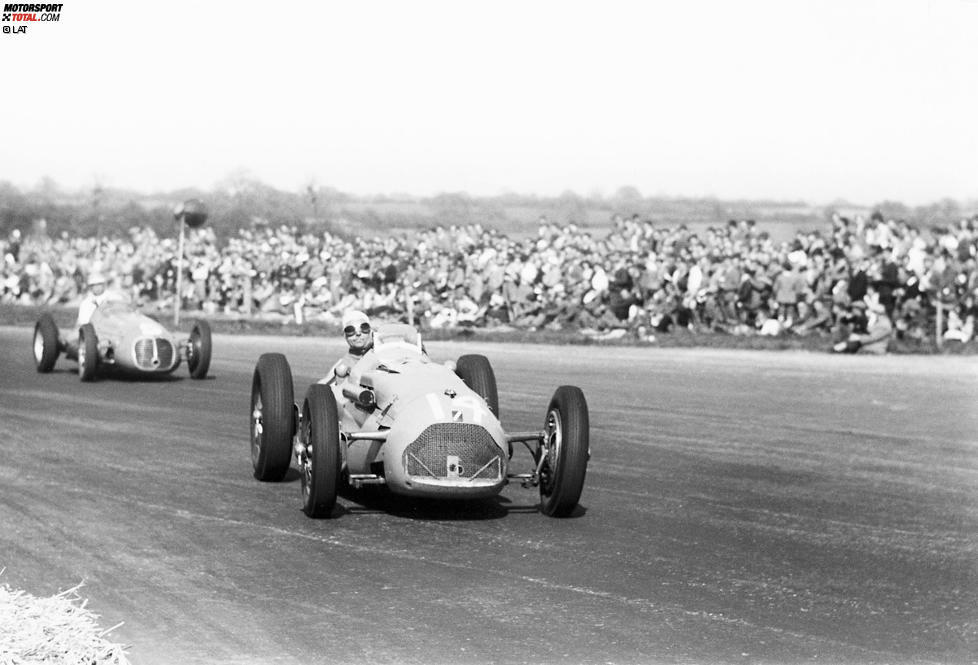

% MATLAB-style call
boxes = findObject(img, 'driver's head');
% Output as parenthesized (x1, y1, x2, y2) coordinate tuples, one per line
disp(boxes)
(87, 271, 107, 296)
(342, 310, 372, 354)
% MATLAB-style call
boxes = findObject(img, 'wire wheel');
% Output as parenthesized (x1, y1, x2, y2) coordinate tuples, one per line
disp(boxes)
(250, 353, 294, 481)
(300, 384, 341, 518)
(539, 385, 590, 517)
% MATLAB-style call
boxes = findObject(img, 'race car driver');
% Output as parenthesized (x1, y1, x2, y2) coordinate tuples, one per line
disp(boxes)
(64, 270, 124, 359)
(339, 309, 374, 366)
(75, 270, 112, 328)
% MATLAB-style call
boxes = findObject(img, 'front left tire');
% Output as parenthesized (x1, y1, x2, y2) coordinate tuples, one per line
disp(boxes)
(539, 385, 590, 517)
(187, 319, 212, 379)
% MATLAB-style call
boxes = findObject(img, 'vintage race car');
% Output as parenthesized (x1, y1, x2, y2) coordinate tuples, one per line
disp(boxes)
(250, 323, 590, 518)
(33, 301, 212, 381)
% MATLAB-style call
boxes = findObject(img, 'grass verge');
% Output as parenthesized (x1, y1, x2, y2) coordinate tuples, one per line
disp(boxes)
(3, 303, 975, 355)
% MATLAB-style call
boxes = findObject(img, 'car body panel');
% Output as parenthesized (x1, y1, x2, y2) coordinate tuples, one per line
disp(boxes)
(88, 301, 182, 374)
(326, 323, 508, 498)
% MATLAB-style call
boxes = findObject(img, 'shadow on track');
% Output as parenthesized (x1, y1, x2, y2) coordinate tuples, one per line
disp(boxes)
(335, 486, 587, 520)
(278, 468, 589, 520)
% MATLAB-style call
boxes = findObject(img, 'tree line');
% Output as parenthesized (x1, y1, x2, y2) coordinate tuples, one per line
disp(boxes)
(0, 176, 973, 243)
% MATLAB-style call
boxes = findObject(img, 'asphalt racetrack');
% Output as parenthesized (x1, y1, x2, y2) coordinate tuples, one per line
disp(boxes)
(1, 325, 976, 665)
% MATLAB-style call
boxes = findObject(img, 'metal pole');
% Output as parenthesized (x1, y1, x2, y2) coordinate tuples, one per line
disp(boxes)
(935, 301, 943, 350)
(243, 273, 252, 317)
(93, 184, 103, 262)
(174, 218, 185, 327)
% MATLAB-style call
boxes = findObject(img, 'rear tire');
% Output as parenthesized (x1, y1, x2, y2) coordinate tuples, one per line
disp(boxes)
(539, 385, 589, 517)
(187, 319, 212, 379)
(251, 353, 295, 481)
(456, 354, 499, 417)
(301, 384, 342, 518)
(78, 324, 99, 382)
(34, 313, 60, 373)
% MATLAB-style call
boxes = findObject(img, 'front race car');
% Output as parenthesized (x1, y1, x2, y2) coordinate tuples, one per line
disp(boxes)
(250, 323, 589, 520)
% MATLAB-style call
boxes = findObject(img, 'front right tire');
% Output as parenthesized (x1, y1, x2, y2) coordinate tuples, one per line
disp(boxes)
(301, 384, 342, 518)
(77, 324, 99, 382)
(187, 319, 212, 379)
(251, 353, 295, 481)
(34, 313, 60, 373)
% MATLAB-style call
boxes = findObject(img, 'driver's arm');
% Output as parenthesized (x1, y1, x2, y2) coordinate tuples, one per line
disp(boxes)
(76, 297, 97, 328)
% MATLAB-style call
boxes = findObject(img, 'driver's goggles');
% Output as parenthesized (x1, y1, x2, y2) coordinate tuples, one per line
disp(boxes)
(344, 323, 371, 336)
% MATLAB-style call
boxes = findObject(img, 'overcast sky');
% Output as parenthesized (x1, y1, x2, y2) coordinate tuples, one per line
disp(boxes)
(2, 0, 976, 205)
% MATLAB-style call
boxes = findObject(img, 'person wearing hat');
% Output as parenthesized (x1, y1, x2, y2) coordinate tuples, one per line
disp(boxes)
(63, 269, 121, 360)
(76, 271, 110, 328)
(850, 294, 893, 354)
(340, 309, 374, 360)
(324, 309, 375, 383)
(832, 288, 892, 354)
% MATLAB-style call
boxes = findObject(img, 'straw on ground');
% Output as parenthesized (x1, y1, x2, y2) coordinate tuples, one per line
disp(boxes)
(0, 574, 130, 665)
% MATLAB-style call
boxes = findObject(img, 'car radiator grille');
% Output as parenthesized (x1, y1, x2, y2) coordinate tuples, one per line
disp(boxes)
(404, 423, 501, 480)
(134, 338, 175, 370)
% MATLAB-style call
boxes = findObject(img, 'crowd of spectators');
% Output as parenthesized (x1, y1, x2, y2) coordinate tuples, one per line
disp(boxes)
(3, 210, 977, 350)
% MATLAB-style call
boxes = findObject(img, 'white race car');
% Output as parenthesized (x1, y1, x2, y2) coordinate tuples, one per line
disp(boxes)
(33, 302, 211, 381)
(250, 323, 589, 518)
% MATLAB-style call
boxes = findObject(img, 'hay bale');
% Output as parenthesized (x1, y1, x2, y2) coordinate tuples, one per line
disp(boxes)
(0, 578, 130, 665)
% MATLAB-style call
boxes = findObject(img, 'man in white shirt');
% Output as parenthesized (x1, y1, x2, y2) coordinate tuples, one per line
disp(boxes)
(76, 271, 110, 327)
(65, 271, 123, 359)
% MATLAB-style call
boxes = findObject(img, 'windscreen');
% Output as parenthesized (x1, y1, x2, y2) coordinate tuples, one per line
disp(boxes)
(95, 298, 134, 316)
(372, 323, 424, 362)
